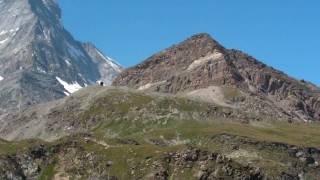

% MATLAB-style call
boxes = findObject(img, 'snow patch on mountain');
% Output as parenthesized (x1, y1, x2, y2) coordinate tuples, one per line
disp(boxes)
(56, 77, 82, 95)
(0, 28, 20, 45)
(0, 38, 8, 44)
(37, 67, 47, 74)
(0, 28, 19, 36)
(0, 30, 7, 36)
(64, 59, 71, 66)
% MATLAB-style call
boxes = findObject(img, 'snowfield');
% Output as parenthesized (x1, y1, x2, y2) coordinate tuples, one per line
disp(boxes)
(56, 77, 83, 95)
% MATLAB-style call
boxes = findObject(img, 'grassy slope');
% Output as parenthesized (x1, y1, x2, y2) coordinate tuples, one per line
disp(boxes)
(1, 87, 320, 178)
(1, 121, 320, 179)
(63, 120, 320, 178)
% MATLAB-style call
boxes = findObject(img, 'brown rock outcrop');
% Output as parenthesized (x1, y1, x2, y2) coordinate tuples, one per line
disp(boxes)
(113, 33, 320, 122)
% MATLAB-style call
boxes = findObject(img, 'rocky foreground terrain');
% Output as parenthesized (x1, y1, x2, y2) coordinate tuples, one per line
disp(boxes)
(1, 132, 320, 179)
(0, 86, 319, 179)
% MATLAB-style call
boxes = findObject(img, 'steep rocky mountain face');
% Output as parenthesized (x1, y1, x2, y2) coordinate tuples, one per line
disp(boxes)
(82, 43, 122, 84)
(113, 33, 320, 122)
(0, 0, 121, 114)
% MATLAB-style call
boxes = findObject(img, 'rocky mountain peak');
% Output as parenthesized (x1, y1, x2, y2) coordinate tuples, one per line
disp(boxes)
(183, 32, 223, 48)
(29, 0, 62, 24)
(113, 32, 240, 92)
(113, 33, 320, 122)
(0, 0, 122, 112)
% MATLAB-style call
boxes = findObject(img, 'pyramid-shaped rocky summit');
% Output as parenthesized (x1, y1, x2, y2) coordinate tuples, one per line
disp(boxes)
(113, 33, 320, 122)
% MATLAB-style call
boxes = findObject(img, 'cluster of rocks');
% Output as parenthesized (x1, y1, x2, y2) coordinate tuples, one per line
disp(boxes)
(217, 133, 320, 167)
(149, 148, 263, 180)
(0, 145, 51, 180)
(0, 140, 118, 180)
(212, 133, 320, 178)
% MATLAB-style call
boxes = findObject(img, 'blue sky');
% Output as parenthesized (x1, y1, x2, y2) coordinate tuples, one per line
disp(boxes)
(58, 0, 320, 85)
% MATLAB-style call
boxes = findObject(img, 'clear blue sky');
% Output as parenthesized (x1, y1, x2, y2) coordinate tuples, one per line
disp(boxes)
(58, 0, 320, 85)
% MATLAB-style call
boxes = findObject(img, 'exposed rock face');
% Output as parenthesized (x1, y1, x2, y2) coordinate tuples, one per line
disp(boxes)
(82, 42, 122, 85)
(152, 148, 264, 180)
(228, 49, 320, 122)
(113, 33, 320, 122)
(0, 0, 122, 113)
(114, 34, 241, 92)
(0, 141, 114, 180)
